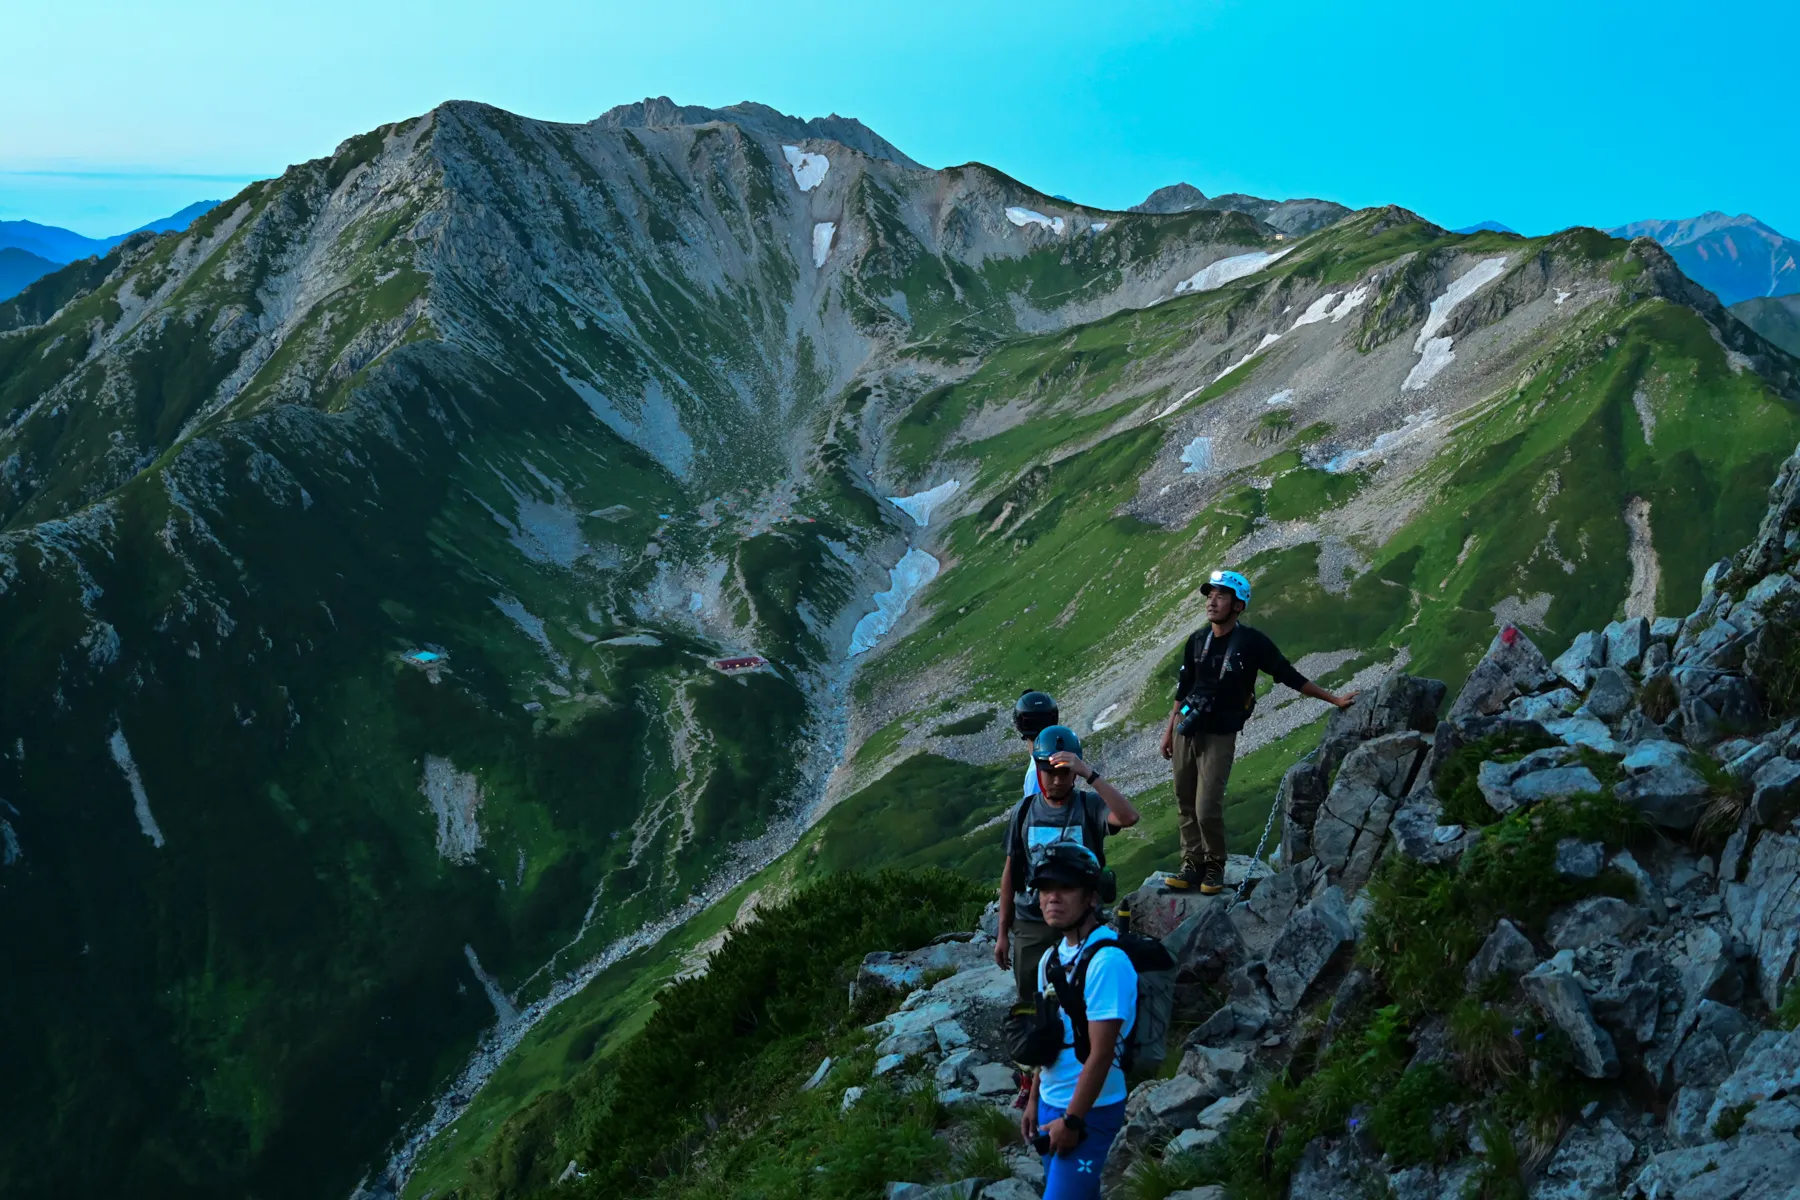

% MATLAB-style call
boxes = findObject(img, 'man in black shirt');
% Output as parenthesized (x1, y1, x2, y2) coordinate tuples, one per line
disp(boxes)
(1159, 569, 1357, 893)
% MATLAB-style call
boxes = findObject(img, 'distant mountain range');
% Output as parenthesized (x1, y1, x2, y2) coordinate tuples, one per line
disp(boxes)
(0, 200, 218, 298)
(1609, 212, 1798, 307)
(1453, 220, 1517, 235)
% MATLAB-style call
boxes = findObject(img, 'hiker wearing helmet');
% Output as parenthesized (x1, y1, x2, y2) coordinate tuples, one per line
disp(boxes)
(1159, 569, 1357, 894)
(995, 725, 1139, 1004)
(1020, 841, 1135, 1198)
(1014, 690, 1061, 798)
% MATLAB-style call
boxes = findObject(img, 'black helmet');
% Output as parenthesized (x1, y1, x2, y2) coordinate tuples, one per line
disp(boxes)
(1031, 725, 1082, 764)
(1029, 841, 1103, 891)
(1014, 690, 1060, 738)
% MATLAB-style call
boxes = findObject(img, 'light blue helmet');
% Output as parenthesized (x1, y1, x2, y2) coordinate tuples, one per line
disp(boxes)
(1203, 568, 1252, 609)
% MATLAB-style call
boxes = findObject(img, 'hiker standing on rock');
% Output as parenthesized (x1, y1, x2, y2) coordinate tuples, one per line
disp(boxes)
(995, 726, 1139, 1005)
(1160, 569, 1357, 894)
(1020, 842, 1136, 1200)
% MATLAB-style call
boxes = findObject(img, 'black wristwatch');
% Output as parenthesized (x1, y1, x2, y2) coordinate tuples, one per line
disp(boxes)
(1063, 1111, 1087, 1136)
(1086, 769, 1100, 784)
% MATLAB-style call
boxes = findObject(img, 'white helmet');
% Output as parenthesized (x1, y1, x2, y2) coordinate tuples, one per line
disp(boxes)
(1202, 568, 1252, 609)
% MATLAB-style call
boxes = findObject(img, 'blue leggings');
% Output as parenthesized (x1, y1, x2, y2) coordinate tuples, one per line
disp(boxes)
(1035, 1098, 1126, 1200)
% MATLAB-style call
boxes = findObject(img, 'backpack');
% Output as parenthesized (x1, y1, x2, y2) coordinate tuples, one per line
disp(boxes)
(1005, 931, 1176, 1072)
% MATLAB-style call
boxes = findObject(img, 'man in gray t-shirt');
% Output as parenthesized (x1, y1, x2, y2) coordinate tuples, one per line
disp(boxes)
(995, 725, 1139, 1006)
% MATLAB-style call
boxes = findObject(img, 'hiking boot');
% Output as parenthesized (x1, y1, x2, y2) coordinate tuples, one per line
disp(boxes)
(1162, 864, 1203, 890)
(1199, 861, 1226, 895)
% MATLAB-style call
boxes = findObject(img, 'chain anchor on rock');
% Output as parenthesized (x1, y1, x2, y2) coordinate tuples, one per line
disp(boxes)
(1234, 789, 1283, 907)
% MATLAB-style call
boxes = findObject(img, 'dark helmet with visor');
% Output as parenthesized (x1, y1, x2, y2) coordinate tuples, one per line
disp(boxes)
(1028, 840, 1104, 892)
(1014, 690, 1060, 737)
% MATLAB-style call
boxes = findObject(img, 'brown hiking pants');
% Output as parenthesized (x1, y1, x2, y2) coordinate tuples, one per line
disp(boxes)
(1174, 730, 1238, 869)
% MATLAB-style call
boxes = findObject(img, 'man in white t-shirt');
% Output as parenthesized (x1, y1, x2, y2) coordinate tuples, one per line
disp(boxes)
(1021, 842, 1136, 1200)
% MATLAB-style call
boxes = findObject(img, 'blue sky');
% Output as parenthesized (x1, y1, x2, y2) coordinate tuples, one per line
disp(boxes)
(5, 0, 1797, 238)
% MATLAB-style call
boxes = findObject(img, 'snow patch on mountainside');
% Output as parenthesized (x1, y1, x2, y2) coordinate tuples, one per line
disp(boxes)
(560, 370, 695, 480)
(811, 222, 835, 267)
(1292, 293, 1339, 327)
(421, 756, 485, 864)
(849, 548, 940, 656)
(888, 480, 961, 527)
(463, 945, 519, 1024)
(782, 146, 829, 191)
(107, 727, 164, 848)
(1006, 207, 1065, 235)
(1265, 389, 1295, 405)
(1180, 436, 1214, 473)
(1624, 496, 1661, 620)
(1317, 410, 1439, 473)
(1331, 282, 1370, 320)
(1416, 258, 1510, 350)
(491, 594, 571, 677)
(1404, 337, 1457, 390)
(1173, 247, 1292, 295)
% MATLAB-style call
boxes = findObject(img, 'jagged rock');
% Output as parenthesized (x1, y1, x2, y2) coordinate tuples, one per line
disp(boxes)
(1623, 740, 1694, 773)
(934, 1020, 971, 1052)
(886, 1179, 981, 1200)
(1524, 951, 1620, 1078)
(1707, 1029, 1800, 1130)
(1180, 1045, 1248, 1087)
(977, 1179, 1037, 1200)
(1128, 857, 1271, 940)
(1615, 763, 1710, 830)
(1004, 1150, 1045, 1188)
(858, 939, 993, 997)
(876, 1029, 937, 1057)
(978, 901, 1001, 938)
(1287, 1136, 1375, 1200)
(1751, 757, 1800, 825)
(1277, 754, 1330, 867)
(1727, 741, 1779, 781)
(1610, 849, 1664, 914)
(1467, 918, 1539, 989)
(802, 1056, 833, 1090)
(842, 1086, 865, 1111)
(1584, 666, 1636, 721)
(1671, 1000, 1755, 1087)
(935, 1048, 984, 1089)
(1510, 688, 1583, 723)
(1542, 715, 1627, 755)
(1555, 631, 1607, 692)
(1164, 1133, 1223, 1160)
(1723, 832, 1800, 1007)
(1548, 896, 1649, 950)
(970, 1063, 1017, 1096)
(1311, 731, 1428, 887)
(1532, 1117, 1635, 1200)
(1391, 795, 1479, 865)
(1722, 815, 1755, 883)
(1605, 618, 1652, 673)
(1126, 1072, 1216, 1127)
(1264, 886, 1356, 1010)
(1745, 1097, 1800, 1134)
(1450, 626, 1556, 721)
(1196, 1092, 1251, 1128)
(1556, 838, 1606, 878)
(1389, 1161, 1482, 1200)
(1641, 641, 1671, 674)
(1627, 1132, 1800, 1198)
(1651, 615, 1684, 642)
(1666, 1085, 1717, 1146)
(1161, 895, 1247, 976)
(1590, 947, 1664, 1046)
(874, 1052, 908, 1077)
(1411, 719, 1466, 797)
(1677, 672, 1760, 748)
(1232, 858, 1328, 956)
(1477, 746, 1577, 811)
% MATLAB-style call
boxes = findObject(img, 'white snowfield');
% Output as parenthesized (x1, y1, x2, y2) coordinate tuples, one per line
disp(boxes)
(1153, 383, 1206, 421)
(1173, 246, 1293, 296)
(1211, 332, 1282, 383)
(1006, 207, 1066, 235)
(421, 755, 485, 864)
(887, 479, 961, 527)
(107, 727, 164, 848)
(1332, 283, 1371, 321)
(1404, 258, 1509, 391)
(1180, 436, 1215, 474)
(1090, 221, 1109, 232)
(811, 222, 836, 268)
(781, 145, 830, 192)
(1292, 292, 1339, 327)
(849, 548, 941, 657)
(1265, 389, 1295, 405)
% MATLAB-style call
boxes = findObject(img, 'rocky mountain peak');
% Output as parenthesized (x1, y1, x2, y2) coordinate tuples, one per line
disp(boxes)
(1131, 181, 1210, 212)
(591, 95, 925, 168)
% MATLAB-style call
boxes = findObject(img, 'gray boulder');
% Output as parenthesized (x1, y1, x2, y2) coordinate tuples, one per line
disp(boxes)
(978, 1180, 1038, 1200)
(1264, 885, 1356, 1010)
(1615, 763, 1710, 830)
(886, 1180, 981, 1200)
(1510, 687, 1580, 724)
(1554, 630, 1606, 691)
(1523, 951, 1620, 1079)
(1556, 838, 1606, 878)
(1532, 1117, 1635, 1200)
(1621, 739, 1693, 774)
(1677, 672, 1760, 748)
(1584, 666, 1635, 721)
(1542, 715, 1626, 755)
(1232, 858, 1328, 957)
(1722, 831, 1800, 1007)
(1751, 756, 1800, 825)
(935, 1048, 985, 1089)
(1651, 615, 1684, 642)
(1726, 741, 1779, 781)
(1664, 1085, 1716, 1146)
(1476, 746, 1576, 812)
(1547, 896, 1649, 950)
(1609, 849, 1664, 913)
(1627, 1132, 1800, 1198)
(1162, 897, 1246, 977)
(1449, 626, 1556, 722)
(1604, 618, 1652, 673)
(1311, 731, 1429, 887)
(1707, 1028, 1800, 1131)
(1276, 753, 1330, 867)
(1466, 918, 1539, 989)
(1390, 795, 1478, 865)
(1125, 1072, 1216, 1128)
(1671, 1000, 1755, 1088)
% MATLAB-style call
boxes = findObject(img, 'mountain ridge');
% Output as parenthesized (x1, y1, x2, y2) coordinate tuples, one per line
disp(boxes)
(1608, 211, 1799, 306)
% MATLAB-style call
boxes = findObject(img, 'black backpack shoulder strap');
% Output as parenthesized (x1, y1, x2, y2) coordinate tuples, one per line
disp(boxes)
(1007, 795, 1033, 868)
